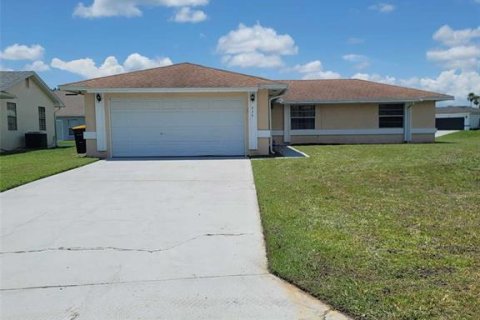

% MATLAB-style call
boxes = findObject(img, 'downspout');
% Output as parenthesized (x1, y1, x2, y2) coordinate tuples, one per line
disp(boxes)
(268, 92, 285, 154)
(404, 101, 416, 142)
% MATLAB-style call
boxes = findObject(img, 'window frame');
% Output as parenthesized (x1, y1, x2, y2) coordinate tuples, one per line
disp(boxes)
(290, 105, 316, 130)
(378, 104, 404, 128)
(7, 102, 17, 131)
(38, 106, 46, 131)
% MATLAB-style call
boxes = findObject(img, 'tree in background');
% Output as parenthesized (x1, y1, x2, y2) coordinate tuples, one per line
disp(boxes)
(467, 92, 479, 108)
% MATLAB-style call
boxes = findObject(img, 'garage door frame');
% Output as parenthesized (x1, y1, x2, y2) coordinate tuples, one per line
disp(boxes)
(108, 97, 247, 158)
(435, 113, 468, 130)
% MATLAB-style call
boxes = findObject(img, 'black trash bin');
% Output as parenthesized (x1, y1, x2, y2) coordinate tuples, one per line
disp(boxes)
(72, 125, 86, 154)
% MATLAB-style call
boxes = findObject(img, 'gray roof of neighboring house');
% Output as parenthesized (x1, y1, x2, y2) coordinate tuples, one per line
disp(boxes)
(0, 71, 35, 91)
(436, 106, 480, 114)
(0, 71, 64, 107)
(54, 90, 85, 117)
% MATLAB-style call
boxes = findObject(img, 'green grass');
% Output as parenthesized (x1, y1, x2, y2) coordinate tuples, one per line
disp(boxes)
(252, 131, 480, 320)
(0, 142, 97, 191)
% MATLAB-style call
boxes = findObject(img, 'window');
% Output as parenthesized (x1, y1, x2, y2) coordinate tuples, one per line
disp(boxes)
(25, 78, 30, 88)
(291, 105, 315, 130)
(379, 104, 404, 128)
(38, 106, 46, 131)
(68, 119, 79, 136)
(7, 102, 17, 131)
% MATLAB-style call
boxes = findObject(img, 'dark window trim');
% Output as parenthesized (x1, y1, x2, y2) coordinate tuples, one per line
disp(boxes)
(7, 102, 17, 131)
(379, 104, 404, 128)
(291, 105, 316, 130)
(38, 106, 46, 131)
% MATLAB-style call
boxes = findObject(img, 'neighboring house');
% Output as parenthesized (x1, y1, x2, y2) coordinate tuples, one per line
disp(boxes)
(54, 90, 85, 140)
(59, 63, 453, 158)
(0, 71, 64, 152)
(435, 106, 480, 130)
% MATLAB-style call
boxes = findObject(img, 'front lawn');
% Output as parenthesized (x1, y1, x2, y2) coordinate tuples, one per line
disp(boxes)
(252, 131, 480, 319)
(0, 142, 97, 191)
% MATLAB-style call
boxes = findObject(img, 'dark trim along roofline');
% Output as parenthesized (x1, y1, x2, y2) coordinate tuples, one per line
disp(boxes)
(279, 96, 454, 104)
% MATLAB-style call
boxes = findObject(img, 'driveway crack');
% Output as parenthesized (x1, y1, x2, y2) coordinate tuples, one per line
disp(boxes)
(0, 232, 253, 255)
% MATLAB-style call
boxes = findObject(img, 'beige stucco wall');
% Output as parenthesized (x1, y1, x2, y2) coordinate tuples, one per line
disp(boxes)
(84, 91, 271, 158)
(412, 101, 435, 128)
(317, 104, 378, 129)
(84, 93, 107, 158)
(271, 102, 437, 145)
(272, 103, 283, 130)
(0, 77, 57, 151)
(257, 89, 269, 130)
(412, 134, 435, 143)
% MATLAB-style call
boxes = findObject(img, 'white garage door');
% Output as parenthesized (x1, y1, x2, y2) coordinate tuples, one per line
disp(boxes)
(110, 98, 245, 157)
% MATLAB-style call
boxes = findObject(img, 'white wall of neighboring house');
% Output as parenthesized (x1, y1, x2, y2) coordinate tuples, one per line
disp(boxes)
(470, 113, 480, 129)
(0, 77, 57, 151)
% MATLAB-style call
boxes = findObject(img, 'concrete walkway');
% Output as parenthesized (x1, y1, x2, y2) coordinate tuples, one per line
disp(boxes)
(435, 130, 459, 137)
(1, 160, 349, 319)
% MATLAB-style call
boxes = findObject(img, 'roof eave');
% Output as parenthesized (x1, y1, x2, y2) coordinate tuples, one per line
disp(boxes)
(279, 95, 454, 104)
(58, 86, 276, 93)
(258, 83, 289, 90)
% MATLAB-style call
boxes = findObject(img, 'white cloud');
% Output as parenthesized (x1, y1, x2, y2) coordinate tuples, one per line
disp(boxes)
(369, 3, 395, 13)
(222, 52, 284, 68)
(433, 25, 480, 47)
(217, 23, 298, 68)
(350, 70, 480, 105)
(292, 60, 342, 79)
(352, 72, 397, 84)
(427, 45, 480, 70)
(173, 6, 206, 23)
(343, 54, 370, 70)
(123, 53, 173, 70)
(23, 60, 50, 72)
(51, 53, 173, 78)
(427, 25, 480, 72)
(350, 25, 480, 105)
(74, 0, 208, 18)
(0, 44, 45, 61)
(402, 70, 480, 104)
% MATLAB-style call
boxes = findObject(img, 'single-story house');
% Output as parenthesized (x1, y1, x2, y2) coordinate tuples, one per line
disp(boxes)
(435, 106, 480, 130)
(54, 90, 85, 141)
(0, 71, 64, 152)
(59, 63, 453, 158)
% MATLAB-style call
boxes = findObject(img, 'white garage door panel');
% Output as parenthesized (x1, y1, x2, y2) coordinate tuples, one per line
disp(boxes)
(110, 99, 245, 157)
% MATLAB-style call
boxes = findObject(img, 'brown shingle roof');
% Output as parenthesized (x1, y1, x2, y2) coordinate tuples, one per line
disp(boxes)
(278, 79, 453, 103)
(54, 90, 85, 117)
(60, 63, 284, 89)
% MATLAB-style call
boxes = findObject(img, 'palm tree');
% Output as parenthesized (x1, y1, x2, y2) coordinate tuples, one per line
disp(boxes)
(467, 92, 480, 108)
(468, 92, 476, 107)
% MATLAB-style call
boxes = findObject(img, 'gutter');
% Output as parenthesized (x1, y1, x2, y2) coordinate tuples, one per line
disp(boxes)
(279, 96, 454, 105)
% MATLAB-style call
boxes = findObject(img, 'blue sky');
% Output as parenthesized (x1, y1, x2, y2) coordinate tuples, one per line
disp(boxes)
(1, 0, 479, 104)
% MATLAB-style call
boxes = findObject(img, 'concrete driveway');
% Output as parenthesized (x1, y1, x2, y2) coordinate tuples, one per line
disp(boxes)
(1, 159, 347, 319)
